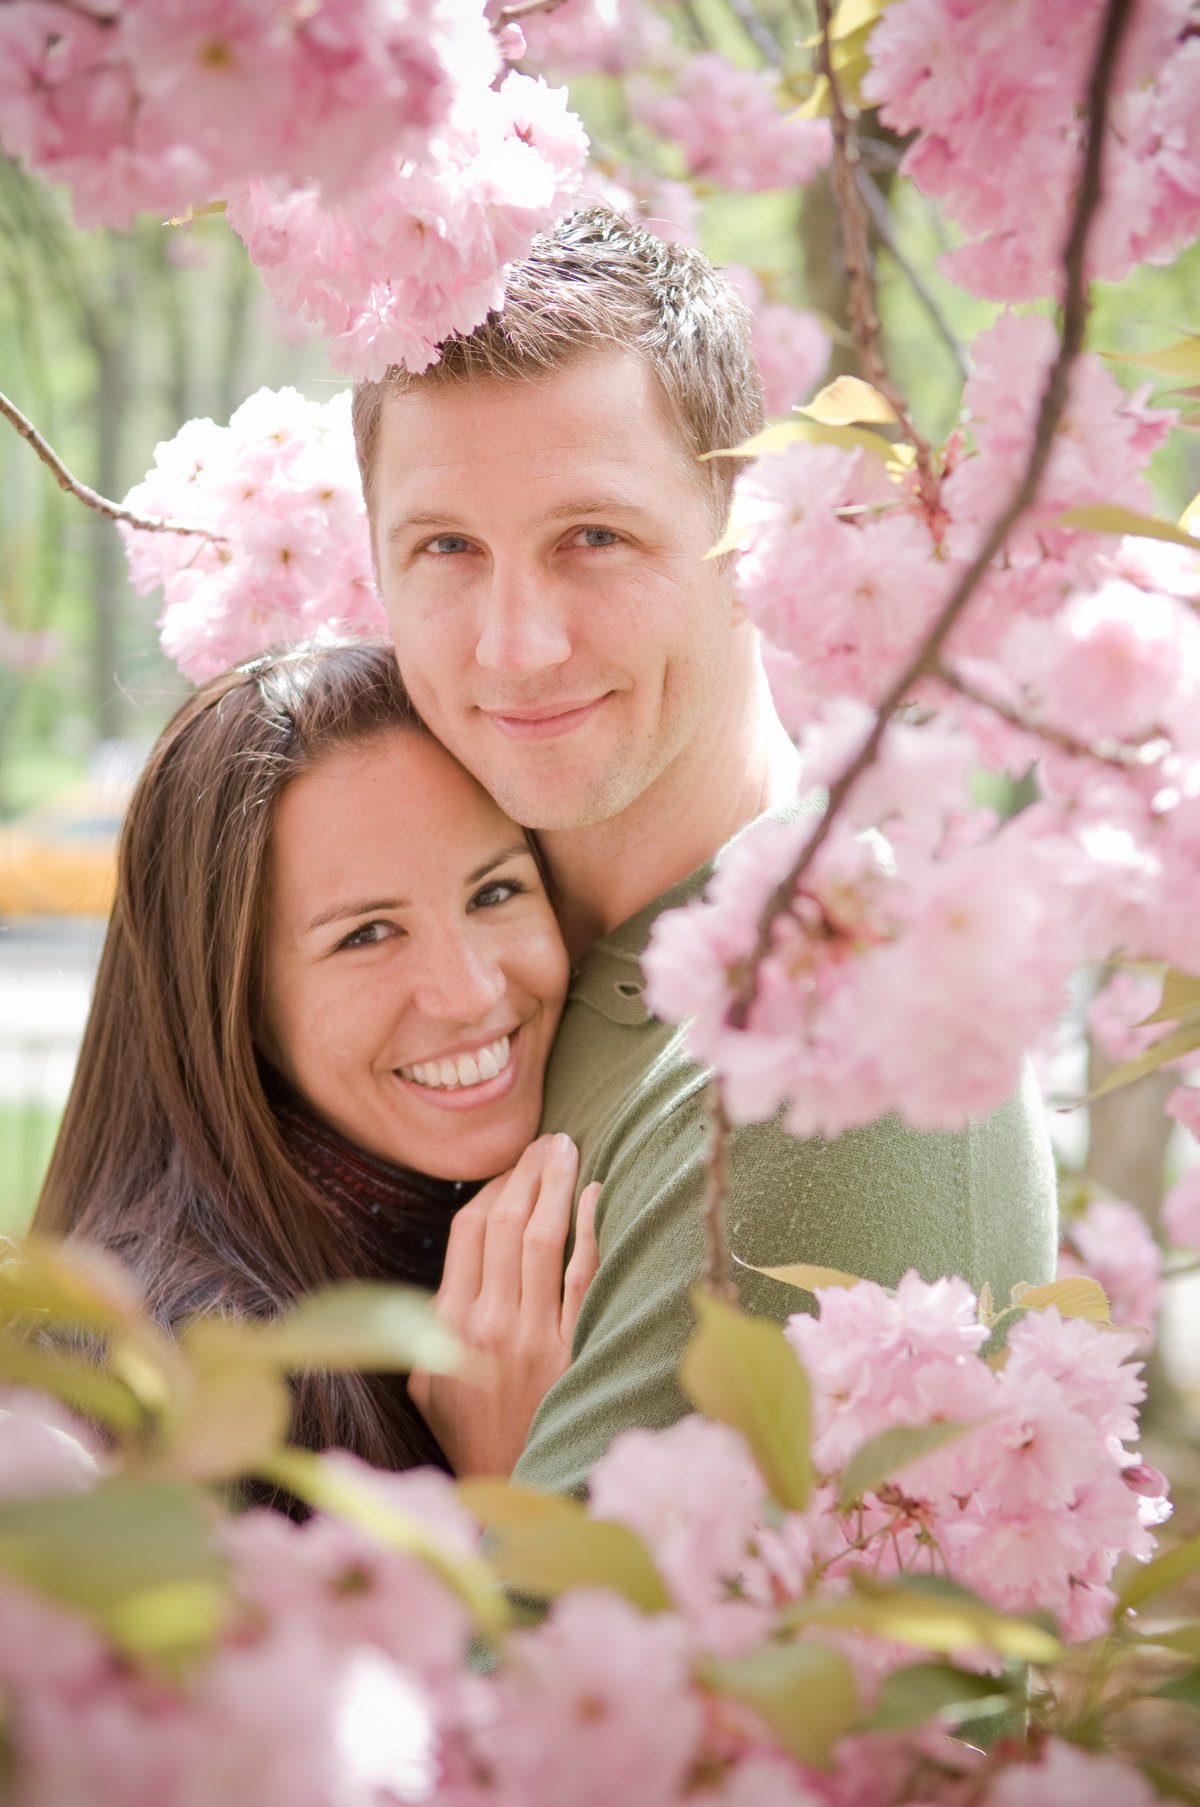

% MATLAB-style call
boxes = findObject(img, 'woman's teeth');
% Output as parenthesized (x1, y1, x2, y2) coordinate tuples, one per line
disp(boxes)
(399, 1034, 511, 1091)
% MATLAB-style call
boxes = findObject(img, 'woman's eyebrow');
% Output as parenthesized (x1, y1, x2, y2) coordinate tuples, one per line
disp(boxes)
(306, 896, 408, 932)
(468, 842, 534, 884)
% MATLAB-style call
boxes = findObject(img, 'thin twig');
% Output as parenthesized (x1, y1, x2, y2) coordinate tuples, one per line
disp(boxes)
(855, 167, 968, 380)
(0, 389, 218, 540)
(813, 0, 939, 511)
(725, 0, 785, 67)
(727, 0, 1137, 1030)
(703, 1078, 738, 1301)
(936, 663, 1158, 770)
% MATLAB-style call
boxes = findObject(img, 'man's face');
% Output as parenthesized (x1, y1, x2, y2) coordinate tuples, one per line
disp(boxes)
(372, 350, 737, 831)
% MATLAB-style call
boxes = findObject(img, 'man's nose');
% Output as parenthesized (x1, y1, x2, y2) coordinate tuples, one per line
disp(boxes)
(410, 929, 507, 1023)
(474, 558, 571, 674)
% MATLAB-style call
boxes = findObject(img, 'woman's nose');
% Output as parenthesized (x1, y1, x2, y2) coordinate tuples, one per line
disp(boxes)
(410, 930, 507, 1023)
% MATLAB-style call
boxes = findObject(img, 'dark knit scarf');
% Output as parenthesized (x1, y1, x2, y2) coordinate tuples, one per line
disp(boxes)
(267, 1077, 481, 1475)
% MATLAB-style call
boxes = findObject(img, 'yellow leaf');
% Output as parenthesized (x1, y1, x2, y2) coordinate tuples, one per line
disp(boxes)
(457, 1478, 580, 1531)
(0, 1235, 145, 1335)
(0, 1333, 144, 1435)
(741, 1260, 863, 1293)
(1008, 1276, 1111, 1323)
(1180, 489, 1200, 528)
(680, 1288, 813, 1510)
(829, 0, 896, 37)
(258, 1448, 506, 1636)
(703, 517, 752, 561)
(1101, 336, 1200, 380)
(800, 375, 897, 426)
(485, 1515, 672, 1614)
(1050, 504, 1200, 551)
(184, 1281, 466, 1377)
(1084, 1020, 1200, 1101)
(165, 1362, 293, 1481)
(105, 1578, 228, 1661)
(704, 420, 897, 462)
(702, 1643, 858, 1768)
(1118, 1528, 1200, 1616)
(1138, 966, 1200, 1028)
(780, 1575, 1062, 1662)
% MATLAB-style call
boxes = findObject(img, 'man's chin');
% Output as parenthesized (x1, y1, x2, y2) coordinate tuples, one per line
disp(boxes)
(480, 765, 643, 834)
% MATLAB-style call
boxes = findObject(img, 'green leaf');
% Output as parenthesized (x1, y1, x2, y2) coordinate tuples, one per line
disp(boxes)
(1140, 1762, 1200, 1806)
(0, 1235, 145, 1335)
(1135, 1621, 1200, 1659)
(0, 1333, 145, 1435)
(1154, 1667, 1200, 1715)
(1139, 966, 1200, 1028)
(164, 1361, 293, 1481)
(1101, 337, 1200, 380)
(1050, 504, 1200, 551)
(104, 1578, 229, 1661)
(740, 1260, 863, 1293)
(1008, 1277, 1111, 1323)
(184, 1281, 465, 1376)
(1117, 1528, 1200, 1617)
(680, 1288, 813, 1511)
(862, 1661, 1014, 1732)
(779, 1574, 1062, 1663)
(258, 1448, 507, 1636)
(702, 1641, 858, 1768)
(1084, 1020, 1200, 1102)
(456, 1478, 582, 1533)
(704, 420, 898, 463)
(839, 1420, 978, 1512)
(800, 375, 897, 426)
(0, 1479, 226, 1656)
(484, 1514, 672, 1614)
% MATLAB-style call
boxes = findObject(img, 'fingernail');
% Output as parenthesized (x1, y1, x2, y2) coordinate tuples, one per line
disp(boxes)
(555, 1132, 575, 1155)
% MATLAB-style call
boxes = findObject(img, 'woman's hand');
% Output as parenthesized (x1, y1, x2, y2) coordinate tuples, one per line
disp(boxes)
(408, 1133, 600, 1478)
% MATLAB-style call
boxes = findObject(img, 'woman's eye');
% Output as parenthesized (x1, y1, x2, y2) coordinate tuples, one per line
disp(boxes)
(470, 878, 526, 911)
(337, 920, 395, 950)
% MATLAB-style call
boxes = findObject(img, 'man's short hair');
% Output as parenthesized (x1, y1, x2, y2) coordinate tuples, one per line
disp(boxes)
(351, 207, 765, 530)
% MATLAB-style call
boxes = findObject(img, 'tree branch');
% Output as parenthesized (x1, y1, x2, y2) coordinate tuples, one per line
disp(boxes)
(727, 0, 1137, 1031)
(855, 166, 968, 380)
(0, 388, 218, 540)
(935, 662, 1156, 771)
(813, 0, 938, 511)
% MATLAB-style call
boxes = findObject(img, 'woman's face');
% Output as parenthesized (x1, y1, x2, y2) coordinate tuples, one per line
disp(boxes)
(260, 728, 569, 1181)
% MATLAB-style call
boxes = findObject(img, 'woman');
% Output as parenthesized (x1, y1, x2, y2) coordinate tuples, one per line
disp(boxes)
(33, 640, 597, 1477)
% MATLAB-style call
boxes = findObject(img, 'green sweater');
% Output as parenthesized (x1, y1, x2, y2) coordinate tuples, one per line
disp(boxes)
(513, 850, 1058, 1496)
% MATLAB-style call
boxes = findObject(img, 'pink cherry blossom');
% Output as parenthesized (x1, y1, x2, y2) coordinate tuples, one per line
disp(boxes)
(1089, 968, 1174, 1063)
(514, 0, 669, 75)
(983, 1737, 1157, 1807)
(633, 53, 831, 192)
(1057, 1200, 1161, 1344)
(119, 386, 380, 682)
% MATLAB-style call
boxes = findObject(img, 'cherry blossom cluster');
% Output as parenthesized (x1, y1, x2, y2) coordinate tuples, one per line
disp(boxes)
(644, 305, 1200, 1138)
(0, 0, 499, 229)
(631, 53, 832, 193)
(862, 0, 1200, 300)
(0, 4, 589, 378)
(510, 0, 670, 75)
(0, 1269, 1170, 1805)
(118, 387, 380, 684)
(227, 73, 588, 378)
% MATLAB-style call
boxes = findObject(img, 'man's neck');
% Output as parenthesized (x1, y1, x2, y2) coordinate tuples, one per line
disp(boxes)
(542, 634, 801, 958)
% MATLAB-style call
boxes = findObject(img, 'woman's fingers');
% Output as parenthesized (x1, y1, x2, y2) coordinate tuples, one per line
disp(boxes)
(561, 1181, 600, 1344)
(515, 1133, 580, 1324)
(471, 1135, 555, 1320)
(433, 1171, 507, 1326)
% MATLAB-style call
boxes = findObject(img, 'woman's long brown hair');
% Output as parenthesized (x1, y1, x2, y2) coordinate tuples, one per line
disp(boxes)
(34, 640, 443, 1468)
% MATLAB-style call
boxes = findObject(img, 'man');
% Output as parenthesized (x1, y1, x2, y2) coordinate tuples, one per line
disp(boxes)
(352, 208, 1057, 1495)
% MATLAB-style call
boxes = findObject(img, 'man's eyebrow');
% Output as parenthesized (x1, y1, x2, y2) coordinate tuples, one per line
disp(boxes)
(384, 497, 648, 542)
(306, 896, 409, 932)
(468, 842, 535, 885)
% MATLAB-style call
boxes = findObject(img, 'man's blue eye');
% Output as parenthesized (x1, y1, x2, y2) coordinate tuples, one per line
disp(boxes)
(430, 535, 471, 555)
(581, 528, 619, 547)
